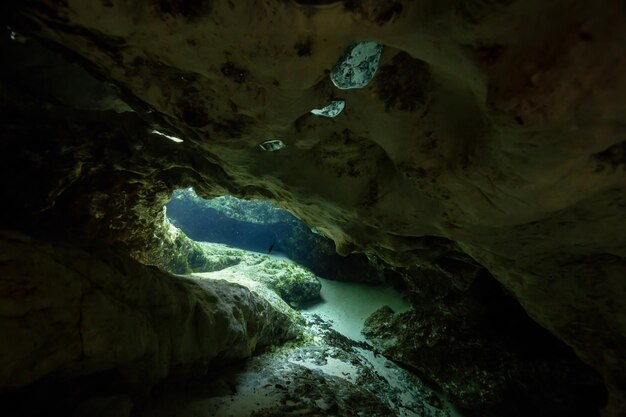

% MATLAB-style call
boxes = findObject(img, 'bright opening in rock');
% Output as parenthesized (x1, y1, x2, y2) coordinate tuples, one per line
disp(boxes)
(164, 188, 382, 280)
(154, 188, 465, 416)
(141, 188, 606, 417)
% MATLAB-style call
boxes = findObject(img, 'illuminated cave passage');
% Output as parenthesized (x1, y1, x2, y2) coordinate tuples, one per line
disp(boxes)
(133, 189, 607, 417)
(166, 189, 302, 256)
(164, 188, 385, 283)
(156, 189, 465, 416)
(1, 1, 625, 417)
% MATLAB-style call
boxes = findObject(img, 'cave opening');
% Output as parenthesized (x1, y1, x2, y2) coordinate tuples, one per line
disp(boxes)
(166, 188, 297, 259)
(154, 187, 464, 416)
(151, 189, 608, 417)
(162, 188, 390, 284)
(162, 187, 414, 332)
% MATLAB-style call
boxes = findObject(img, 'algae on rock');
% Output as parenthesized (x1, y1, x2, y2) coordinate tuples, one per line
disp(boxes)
(167, 189, 384, 283)
(146, 212, 238, 275)
(170, 188, 292, 225)
(192, 243, 321, 308)
(258, 260, 322, 307)
(361, 269, 607, 417)
(0, 231, 299, 393)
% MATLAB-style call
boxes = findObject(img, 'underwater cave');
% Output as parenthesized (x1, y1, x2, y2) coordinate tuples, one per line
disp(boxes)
(1, 1, 625, 417)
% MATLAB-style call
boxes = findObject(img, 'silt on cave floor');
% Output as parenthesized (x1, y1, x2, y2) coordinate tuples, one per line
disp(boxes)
(153, 193, 607, 417)
(145, 198, 454, 416)
(1, 1, 625, 416)
(145, 248, 459, 417)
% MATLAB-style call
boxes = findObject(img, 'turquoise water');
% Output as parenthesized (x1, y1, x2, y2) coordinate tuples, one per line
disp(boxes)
(301, 276, 410, 341)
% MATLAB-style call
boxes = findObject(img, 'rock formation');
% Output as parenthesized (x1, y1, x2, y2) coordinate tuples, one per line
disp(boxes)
(0, 230, 296, 414)
(362, 266, 606, 417)
(1, 0, 625, 416)
(193, 242, 323, 307)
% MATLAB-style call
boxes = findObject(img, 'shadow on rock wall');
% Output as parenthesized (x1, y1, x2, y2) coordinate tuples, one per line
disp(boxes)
(364, 264, 607, 417)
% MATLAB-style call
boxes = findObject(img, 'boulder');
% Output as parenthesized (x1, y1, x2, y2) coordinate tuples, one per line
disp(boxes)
(0, 231, 297, 392)
(193, 246, 322, 308)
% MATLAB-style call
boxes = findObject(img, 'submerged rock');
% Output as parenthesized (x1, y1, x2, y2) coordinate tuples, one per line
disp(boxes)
(137, 312, 456, 417)
(194, 248, 321, 308)
(331, 42, 383, 89)
(0, 231, 298, 393)
(310, 100, 346, 118)
(194, 241, 244, 271)
(260, 260, 322, 307)
(147, 214, 229, 274)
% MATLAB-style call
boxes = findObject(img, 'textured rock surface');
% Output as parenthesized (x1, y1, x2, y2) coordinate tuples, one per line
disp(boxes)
(0, 231, 296, 393)
(147, 214, 224, 274)
(1, 0, 625, 416)
(193, 243, 322, 307)
(138, 311, 457, 417)
(362, 265, 607, 417)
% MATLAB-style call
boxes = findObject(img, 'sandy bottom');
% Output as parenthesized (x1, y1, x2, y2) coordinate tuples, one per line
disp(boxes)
(143, 246, 462, 417)
(301, 277, 411, 341)
(298, 278, 462, 417)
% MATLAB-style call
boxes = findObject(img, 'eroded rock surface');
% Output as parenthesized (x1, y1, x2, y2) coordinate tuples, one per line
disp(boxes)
(0, 231, 296, 398)
(147, 214, 224, 274)
(138, 312, 457, 417)
(362, 268, 607, 417)
(193, 243, 322, 307)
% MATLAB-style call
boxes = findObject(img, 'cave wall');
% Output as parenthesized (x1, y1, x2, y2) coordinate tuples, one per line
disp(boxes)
(1, 0, 625, 416)
(0, 36, 297, 413)
(363, 265, 606, 417)
(0, 230, 296, 414)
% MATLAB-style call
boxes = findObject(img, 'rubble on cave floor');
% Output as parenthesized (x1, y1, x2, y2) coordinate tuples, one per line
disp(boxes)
(139, 312, 459, 417)
(160, 241, 461, 416)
